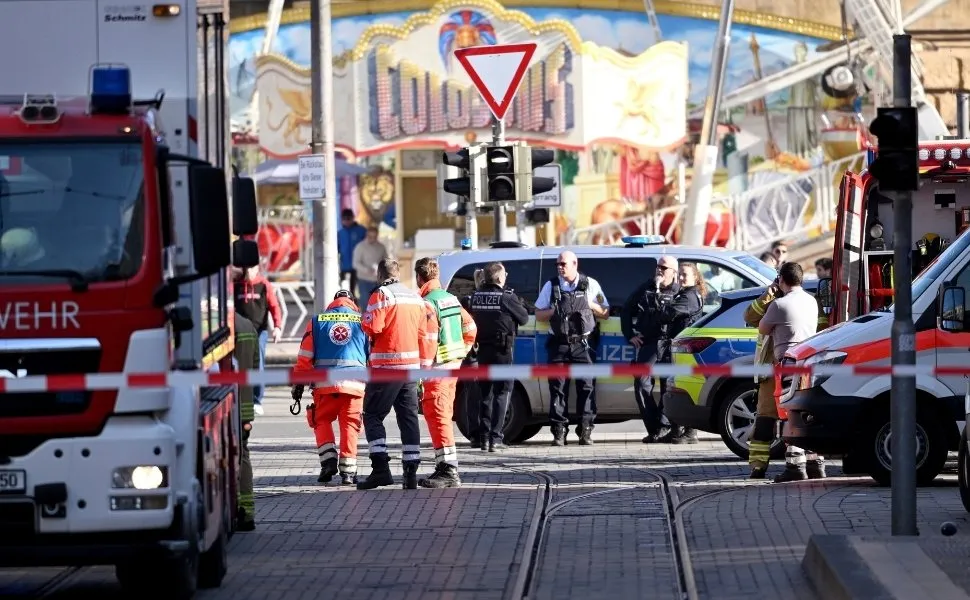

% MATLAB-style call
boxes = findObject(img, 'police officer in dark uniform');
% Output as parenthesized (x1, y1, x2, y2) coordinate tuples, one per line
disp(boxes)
(468, 262, 529, 452)
(622, 255, 695, 443)
(535, 251, 609, 446)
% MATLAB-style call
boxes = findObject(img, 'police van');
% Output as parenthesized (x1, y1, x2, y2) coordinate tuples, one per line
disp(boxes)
(437, 237, 778, 443)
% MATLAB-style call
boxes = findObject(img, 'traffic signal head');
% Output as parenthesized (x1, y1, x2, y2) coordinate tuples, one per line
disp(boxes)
(529, 148, 556, 196)
(868, 107, 919, 192)
(441, 148, 471, 197)
(486, 146, 516, 202)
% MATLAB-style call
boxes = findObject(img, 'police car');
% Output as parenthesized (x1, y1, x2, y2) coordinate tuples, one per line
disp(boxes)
(437, 236, 779, 444)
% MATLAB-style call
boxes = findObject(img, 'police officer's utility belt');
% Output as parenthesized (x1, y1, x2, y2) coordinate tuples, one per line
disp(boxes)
(553, 334, 588, 344)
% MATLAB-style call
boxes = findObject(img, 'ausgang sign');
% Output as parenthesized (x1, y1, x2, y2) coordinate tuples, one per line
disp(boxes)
(254, 0, 688, 158)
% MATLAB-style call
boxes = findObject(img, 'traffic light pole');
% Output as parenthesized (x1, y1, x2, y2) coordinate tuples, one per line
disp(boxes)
(889, 34, 917, 537)
(492, 116, 508, 243)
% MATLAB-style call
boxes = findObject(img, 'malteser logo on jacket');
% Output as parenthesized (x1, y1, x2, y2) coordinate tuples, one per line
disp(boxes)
(103, 5, 146, 22)
(329, 323, 352, 345)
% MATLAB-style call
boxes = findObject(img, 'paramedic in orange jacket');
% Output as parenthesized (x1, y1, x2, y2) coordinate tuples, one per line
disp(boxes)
(357, 258, 439, 491)
(413, 258, 477, 488)
(291, 291, 368, 486)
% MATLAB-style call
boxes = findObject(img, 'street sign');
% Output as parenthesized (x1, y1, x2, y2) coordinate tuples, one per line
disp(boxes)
(454, 42, 537, 121)
(532, 164, 561, 207)
(297, 154, 326, 200)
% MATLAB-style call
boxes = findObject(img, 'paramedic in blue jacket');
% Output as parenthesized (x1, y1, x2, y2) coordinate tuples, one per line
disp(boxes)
(291, 290, 369, 485)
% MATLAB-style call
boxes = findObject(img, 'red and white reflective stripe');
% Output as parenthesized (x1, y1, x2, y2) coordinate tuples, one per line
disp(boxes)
(0, 364, 963, 394)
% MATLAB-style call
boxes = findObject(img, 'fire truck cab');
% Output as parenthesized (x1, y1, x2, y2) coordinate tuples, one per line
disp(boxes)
(0, 1, 258, 598)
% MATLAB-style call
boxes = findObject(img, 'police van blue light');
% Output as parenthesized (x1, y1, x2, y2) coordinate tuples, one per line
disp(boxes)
(90, 65, 132, 114)
(621, 235, 667, 248)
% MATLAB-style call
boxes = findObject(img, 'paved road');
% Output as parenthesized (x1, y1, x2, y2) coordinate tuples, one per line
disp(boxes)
(3, 385, 969, 599)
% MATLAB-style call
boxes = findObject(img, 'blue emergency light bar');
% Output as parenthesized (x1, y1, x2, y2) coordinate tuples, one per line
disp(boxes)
(621, 235, 667, 247)
(460, 238, 473, 250)
(90, 65, 132, 114)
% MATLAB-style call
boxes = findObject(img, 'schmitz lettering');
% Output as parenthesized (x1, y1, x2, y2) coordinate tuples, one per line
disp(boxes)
(0, 301, 80, 331)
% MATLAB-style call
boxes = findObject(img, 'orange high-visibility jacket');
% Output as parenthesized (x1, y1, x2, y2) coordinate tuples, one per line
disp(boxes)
(418, 278, 478, 369)
(294, 296, 368, 397)
(362, 280, 438, 369)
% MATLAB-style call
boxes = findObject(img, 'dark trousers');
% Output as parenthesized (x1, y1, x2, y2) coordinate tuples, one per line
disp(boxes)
(632, 340, 671, 435)
(340, 269, 358, 298)
(547, 340, 596, 428)
(362, 381, 421, 464)
(477, 347, 513, 444)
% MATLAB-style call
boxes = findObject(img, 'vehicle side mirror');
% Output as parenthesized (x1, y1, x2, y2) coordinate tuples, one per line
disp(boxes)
(817, 277, 833, 313)
(189, 165, 231, 276)
(232, 239, 260, 269)
(232, 176, 259, 236)
(940, 286, 966, 332)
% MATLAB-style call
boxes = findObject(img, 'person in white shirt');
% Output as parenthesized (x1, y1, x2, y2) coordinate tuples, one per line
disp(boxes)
(534, 251, 609, 446)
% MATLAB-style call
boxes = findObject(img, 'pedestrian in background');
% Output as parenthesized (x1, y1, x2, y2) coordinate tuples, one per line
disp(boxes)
(357, 259, 437, 491)
(352, 226, 389, 302)
(535, 250, 608, 446)
(468, 262, 529, 452)
(291, 290, 368, 486)
(414, 258, 477, 487)
(232, 264, 283, 416)
(338, 209, 367, 298)
(815, 257, 833, 279)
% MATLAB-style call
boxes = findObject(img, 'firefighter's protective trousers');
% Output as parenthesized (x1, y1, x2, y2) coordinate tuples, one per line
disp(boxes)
(422, 373, 458, 467)
(748, 373, 778, 470)
(307, 391, 364, 475)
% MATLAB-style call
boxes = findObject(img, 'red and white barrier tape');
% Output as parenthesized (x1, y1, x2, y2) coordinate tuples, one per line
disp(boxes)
(0, 363, 959, 394)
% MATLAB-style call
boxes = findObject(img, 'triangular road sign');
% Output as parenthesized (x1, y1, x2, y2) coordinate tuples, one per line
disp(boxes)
(454, 42, 537, 122)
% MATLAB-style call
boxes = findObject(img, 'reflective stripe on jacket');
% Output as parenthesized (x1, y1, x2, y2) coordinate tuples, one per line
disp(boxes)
(295, 299, 369, 397)
(363, 281, 438, 369)
(420, 279, 478, 366)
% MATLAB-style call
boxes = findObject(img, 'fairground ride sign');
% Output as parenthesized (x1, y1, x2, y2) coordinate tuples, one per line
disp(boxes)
(255, 0, 688, 158)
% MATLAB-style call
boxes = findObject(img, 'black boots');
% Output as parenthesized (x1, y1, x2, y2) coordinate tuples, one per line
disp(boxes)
(479, 435, 488, 451)
(318, 457, 338, 483)
(551, 425, 567, 446)
(402, 461, 419, 490)
(357, 453, 394, 490)
(670, 427, 698, 444)
(418, 463, 461, 488)
(807, 457, 826, 479)
(576, 424, 594, 446)
(489, 441, 509, 452)
(658, 425, 697, 444)
(642, 427, 670, 444)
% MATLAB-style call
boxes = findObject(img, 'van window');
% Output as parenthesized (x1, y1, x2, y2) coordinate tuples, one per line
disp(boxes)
(445, 259, 543, 312)
(538, 257, 658, 316)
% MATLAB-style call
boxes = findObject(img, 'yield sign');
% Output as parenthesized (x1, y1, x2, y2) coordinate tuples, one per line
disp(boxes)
(454, 42, 537, 121)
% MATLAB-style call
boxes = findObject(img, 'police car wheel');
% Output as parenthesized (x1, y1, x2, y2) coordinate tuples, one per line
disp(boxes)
(958, 427, 970, 513)
(717, 383, 785, 461)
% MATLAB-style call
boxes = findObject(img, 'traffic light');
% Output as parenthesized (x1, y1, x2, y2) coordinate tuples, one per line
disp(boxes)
(485, 145, 516, 202)
(514, 146, 556, 203)
(868, 106, 919, 192)
(439, 145, 485, 212)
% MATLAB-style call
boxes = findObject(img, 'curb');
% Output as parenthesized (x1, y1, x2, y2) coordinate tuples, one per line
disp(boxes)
(802, 535, 894, 600)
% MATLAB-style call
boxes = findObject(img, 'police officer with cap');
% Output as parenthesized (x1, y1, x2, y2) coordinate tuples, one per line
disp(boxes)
(468, 262, 529, 451)
(535, 250, 609, 446)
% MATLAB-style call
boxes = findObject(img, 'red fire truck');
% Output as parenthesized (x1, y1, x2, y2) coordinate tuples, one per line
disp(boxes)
(826, 140, 970, 323)
(0, 0, 259, 597)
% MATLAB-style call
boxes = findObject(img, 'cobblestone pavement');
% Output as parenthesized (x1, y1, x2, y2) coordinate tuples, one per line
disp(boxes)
(3, 389, 969, 599)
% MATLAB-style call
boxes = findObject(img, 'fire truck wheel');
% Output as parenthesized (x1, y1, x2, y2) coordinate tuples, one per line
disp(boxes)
(958, 427, 970, 513)
(199, 502, 230, 588)
(859, 403, 948, 487)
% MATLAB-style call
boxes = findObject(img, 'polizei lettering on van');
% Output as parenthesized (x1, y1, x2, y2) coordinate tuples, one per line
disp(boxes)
(0, 301, 80, 331)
